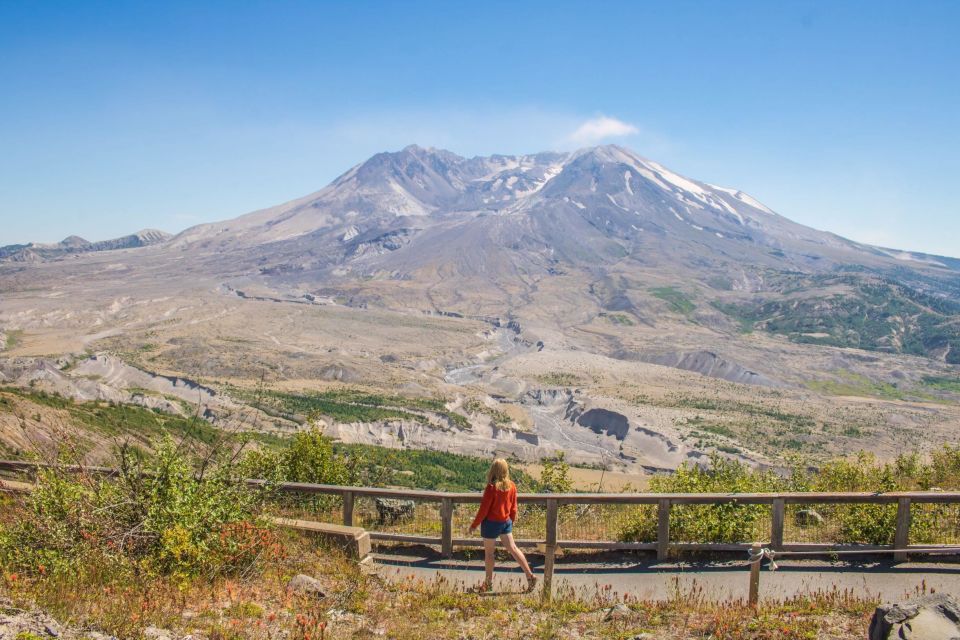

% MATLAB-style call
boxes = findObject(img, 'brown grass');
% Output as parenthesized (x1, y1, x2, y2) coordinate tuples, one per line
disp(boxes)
(0, 529, 880, 640)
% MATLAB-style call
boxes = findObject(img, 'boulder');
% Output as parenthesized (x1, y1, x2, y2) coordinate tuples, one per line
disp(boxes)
(794, 508, 824, 527)
(375, 497, 416, 525)
(287, 574, 327, 597)
(143, 627, 173, 640)
(603, 603, 632, 621)
(869, 593, 960, 640)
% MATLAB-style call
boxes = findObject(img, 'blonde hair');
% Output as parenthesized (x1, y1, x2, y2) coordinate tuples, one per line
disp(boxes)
(487, 458, 511, 491)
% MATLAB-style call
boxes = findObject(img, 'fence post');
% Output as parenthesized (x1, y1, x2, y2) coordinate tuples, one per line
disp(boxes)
(748, 541, 761, 606)
(894, 497, 911, 562)
(771, 499, 785, 551)
(440, 497, 454, 558)
(342, 491, 355, 527)
(542, 498, 558, 602)
(657, 499, 670, 561)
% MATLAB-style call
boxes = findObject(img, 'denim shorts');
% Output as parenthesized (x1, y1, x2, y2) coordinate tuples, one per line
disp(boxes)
(480, 518, 513, 539)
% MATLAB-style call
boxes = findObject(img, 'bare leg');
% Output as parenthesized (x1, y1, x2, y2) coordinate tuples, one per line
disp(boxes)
(500, 533, 535, 579)
(483, 537, 496, 588)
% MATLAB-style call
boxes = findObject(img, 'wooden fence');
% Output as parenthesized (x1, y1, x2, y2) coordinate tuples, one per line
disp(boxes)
(246, 479, 960, 563)
(4, 459, 960, 596)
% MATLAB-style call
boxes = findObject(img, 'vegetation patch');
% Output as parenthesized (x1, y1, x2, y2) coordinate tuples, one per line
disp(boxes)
(714, 274, 960, 362)
(335, 442, 534, 492)
(4, 330, 24, 350)
(649, 287, 696, 315)
(600, 312, 635, 326)
(619, 447, 960, 545)
(535, 372, 582, 387)
(240, 388, 470, 429)
(805, 370, 912, 401)
(922, 375, 960, 394)
(0, 387, 222, 445)
(463, 399, 513, 428)
(636, 392, 831, 457)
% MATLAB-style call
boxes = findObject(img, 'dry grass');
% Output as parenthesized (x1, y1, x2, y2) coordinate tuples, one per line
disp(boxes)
(0, 529, 879, 640)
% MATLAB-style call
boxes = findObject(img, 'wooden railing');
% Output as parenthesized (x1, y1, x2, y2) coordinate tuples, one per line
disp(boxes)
(5, 460, 960, 568)
(247, 480, 960, 564)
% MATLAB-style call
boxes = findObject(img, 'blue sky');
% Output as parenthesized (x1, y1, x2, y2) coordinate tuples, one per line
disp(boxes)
(1, 1, 958, 257)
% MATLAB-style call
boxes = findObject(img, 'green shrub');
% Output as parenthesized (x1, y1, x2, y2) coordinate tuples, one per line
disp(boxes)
(539, 454, 573, 494)
(616, 448, 960, 546)
(619, 454, 784, 544)
(241, 429, 366, 486)
(0, 438, 268, 579)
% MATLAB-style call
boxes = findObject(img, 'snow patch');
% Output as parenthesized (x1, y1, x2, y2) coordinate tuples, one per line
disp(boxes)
(734, 191, 774, 214)
(606, 194, 629, 211)
(710, 184, 774, 214)
(645, 160, 708, 196)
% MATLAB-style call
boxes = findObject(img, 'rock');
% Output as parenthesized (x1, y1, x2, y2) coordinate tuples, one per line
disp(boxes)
(629, 635, 655, 640)
(603, 603, 632, 621)
(44, 623, 60, 637)
(287, 574, 327, 597)
(869, 593, 960, 640)
(143, 627, 173, 640)
(374, 497, 416, 525)
(794, 508, 824, 527)
(326, 608, 365, 626)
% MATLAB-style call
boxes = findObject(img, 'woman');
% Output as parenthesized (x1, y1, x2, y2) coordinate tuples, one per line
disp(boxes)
(469, 458, 537, 593)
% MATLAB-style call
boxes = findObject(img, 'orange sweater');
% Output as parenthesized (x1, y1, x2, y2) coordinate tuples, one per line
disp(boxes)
(471, 482, 518, 528)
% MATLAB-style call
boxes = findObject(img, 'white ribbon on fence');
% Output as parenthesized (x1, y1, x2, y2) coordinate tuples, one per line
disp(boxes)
(747, 547, 778, 571)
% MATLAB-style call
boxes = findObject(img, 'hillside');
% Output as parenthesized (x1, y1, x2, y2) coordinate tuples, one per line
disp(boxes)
(1, 144, 958, 474)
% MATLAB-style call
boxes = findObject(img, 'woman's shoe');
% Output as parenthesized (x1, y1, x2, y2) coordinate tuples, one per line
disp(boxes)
(525, 575, 538, 593)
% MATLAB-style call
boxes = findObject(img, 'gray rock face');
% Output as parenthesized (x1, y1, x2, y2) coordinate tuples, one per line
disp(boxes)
(0, 601, 115, 640)
(143, 627, 174, 640)
(375, 497, 416, 525)
(869, 593, 960, 640)
(640, 350, 783, 387)
(577, 408, 630, 441)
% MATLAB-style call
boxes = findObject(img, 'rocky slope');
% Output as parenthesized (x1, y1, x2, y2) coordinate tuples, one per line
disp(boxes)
(163, 144, 960, 364)
(0, 229, 171, 262)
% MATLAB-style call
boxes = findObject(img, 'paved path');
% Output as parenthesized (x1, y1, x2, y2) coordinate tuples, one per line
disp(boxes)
(374, 550, 960, 602)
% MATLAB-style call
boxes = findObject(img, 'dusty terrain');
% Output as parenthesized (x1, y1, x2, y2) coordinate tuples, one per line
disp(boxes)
(1, 145, 958, 472)
(1, 250, 957, 473)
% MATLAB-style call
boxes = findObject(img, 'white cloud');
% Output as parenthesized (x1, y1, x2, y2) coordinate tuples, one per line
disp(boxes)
(568, 116, 639, 145)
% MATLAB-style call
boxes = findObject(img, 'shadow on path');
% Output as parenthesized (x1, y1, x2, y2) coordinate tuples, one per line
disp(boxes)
(373, 543, 960, 576)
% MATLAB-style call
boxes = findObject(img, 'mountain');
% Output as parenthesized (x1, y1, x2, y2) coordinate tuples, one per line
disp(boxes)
(166, 144, 960, 364)
(0, 229, 172, 262)
(3, 144, 959, 470)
